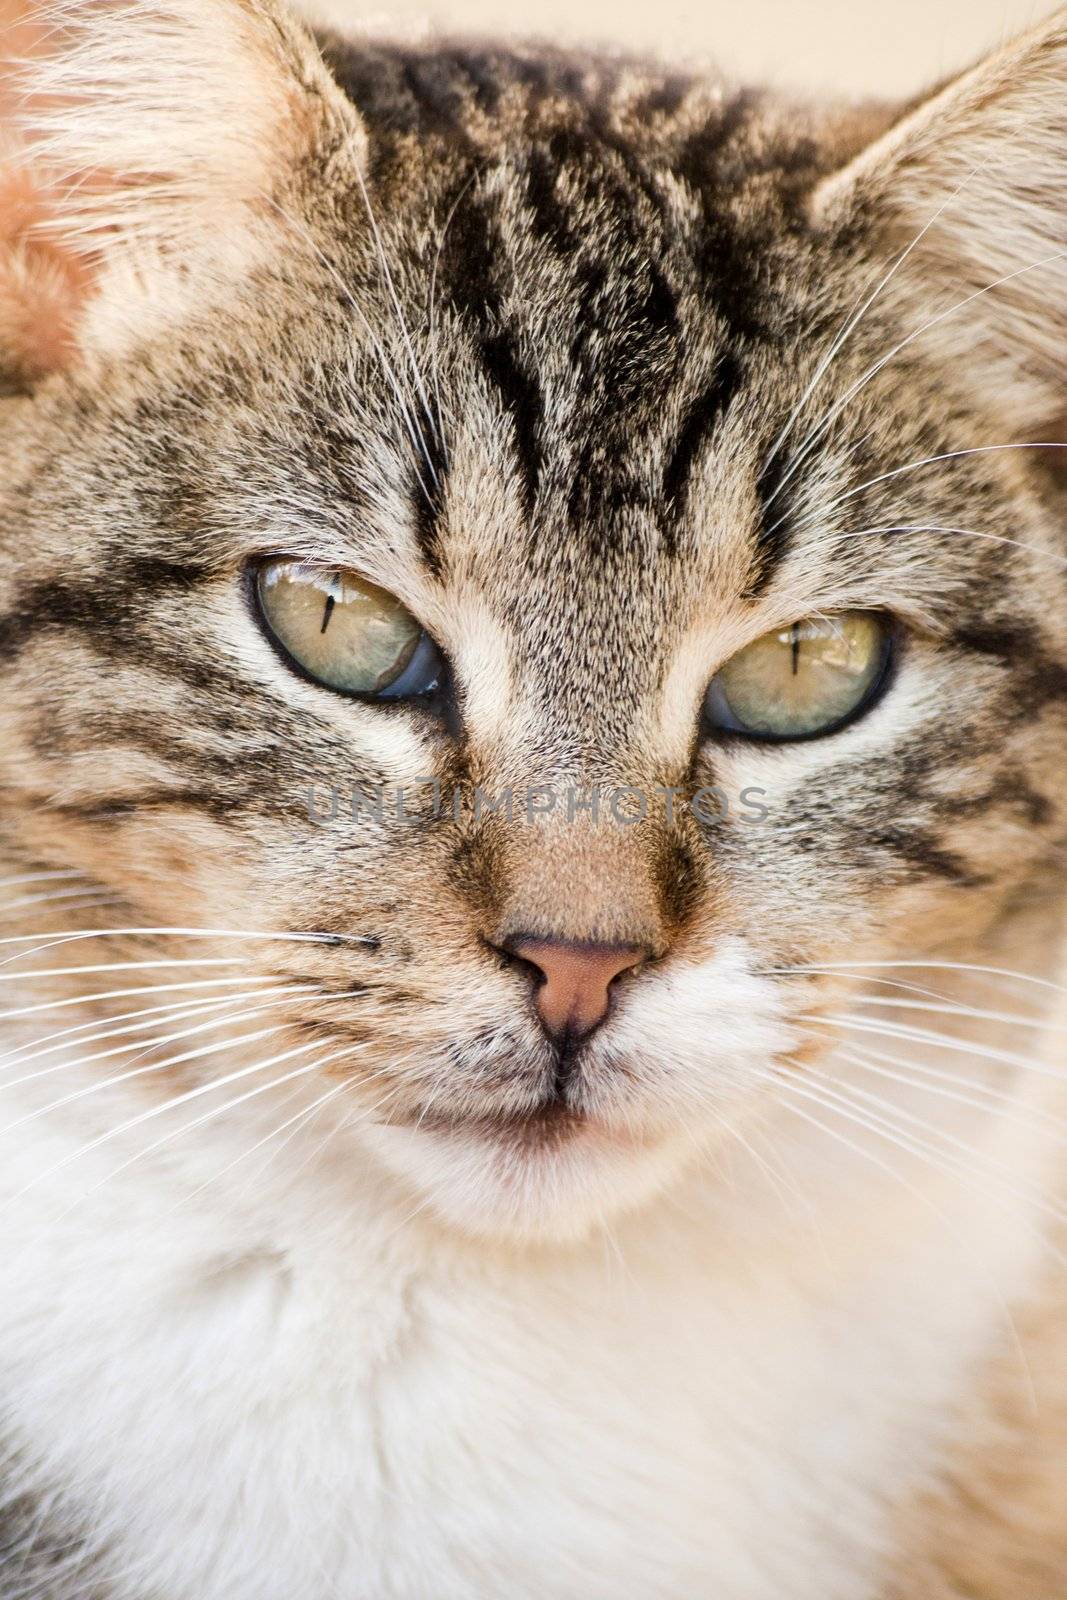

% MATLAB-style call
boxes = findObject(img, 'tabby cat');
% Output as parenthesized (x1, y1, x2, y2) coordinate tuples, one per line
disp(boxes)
(0, 1, 1065, 1595)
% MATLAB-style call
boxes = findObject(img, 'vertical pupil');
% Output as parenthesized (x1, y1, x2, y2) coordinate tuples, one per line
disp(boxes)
(790, 623, 801, 677)
(320, 592, 336, 634)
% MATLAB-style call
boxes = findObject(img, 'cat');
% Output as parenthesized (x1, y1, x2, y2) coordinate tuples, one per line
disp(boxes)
(0, 0, 1065, 1594)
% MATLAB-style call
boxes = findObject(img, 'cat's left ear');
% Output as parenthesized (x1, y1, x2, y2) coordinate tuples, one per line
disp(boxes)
(813, 9, 1067, 434)
(0, 0, 365, 385)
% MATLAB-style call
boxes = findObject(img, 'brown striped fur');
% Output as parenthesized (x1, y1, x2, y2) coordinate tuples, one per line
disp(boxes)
(0, 3, 1066, 1594)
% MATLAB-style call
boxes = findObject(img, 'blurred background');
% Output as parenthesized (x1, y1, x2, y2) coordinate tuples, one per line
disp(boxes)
(305, 0, 1056, 98)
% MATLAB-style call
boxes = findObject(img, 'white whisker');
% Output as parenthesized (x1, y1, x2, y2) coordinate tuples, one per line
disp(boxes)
(203, 1078, 357, 1204)
(808, 442, 1067, 527)
(426, 170, 478, 447)
(233, 1073, 410, 1203)
(0, 957, 248, 984)
(0, 870, 88, 891)
(34, 1049, 372, 1233)
(803, 1064, 1067, 1230)
(843, 1047, 1067, 1139)
(764, 248, 1067, 513)
(0, 984, 315, 1081)
(0, 925, 372, 969)
(349, 162, 443, 477)
(0, 1005, 312, 1136)
(774, 959, 1067, 995)
(829, 522, 1067, 571)
(760, 160, 991, 476)
(0, 886, 120, 916)
(0, 973, 279, 1023)
(806, 1011, 1067, 1079)
(1, 1036, 339, 1215)
(844, 995, 1057, 1031)
(266, 196, 438, 505)
(773, 1082, 1049, 1376)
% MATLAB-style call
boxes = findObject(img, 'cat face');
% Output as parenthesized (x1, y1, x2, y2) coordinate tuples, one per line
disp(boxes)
(0, 2, 1064, 1239)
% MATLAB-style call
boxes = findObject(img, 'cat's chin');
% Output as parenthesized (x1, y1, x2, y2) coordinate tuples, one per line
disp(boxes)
(360, 1109, 702, 1243)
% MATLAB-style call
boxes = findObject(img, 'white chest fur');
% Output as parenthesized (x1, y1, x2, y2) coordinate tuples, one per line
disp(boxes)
(0, 1049, 1054, 1600)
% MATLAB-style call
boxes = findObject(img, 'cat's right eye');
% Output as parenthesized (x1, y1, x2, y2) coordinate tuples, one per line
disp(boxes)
(704, 611, 894, 741)
(253, 560, 444, 701)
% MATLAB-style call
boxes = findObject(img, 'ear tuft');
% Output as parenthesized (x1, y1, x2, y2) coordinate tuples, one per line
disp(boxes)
(815, 9, 1067, 430)
(0, 0, 360, 382)
(0, 157, 83, 381)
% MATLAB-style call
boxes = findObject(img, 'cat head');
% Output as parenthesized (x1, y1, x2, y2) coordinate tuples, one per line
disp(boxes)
(0, 0, 1064, 1240)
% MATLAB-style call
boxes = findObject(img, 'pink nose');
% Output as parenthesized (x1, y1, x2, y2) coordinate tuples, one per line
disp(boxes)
(505, 938, 649, 1042)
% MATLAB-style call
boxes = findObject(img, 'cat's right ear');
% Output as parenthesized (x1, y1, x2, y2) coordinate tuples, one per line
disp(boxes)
(0, 0, 365, 387)
(812, 8, 1067, 436)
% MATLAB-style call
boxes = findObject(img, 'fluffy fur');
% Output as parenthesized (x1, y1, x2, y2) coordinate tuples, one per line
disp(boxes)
(0, 2, 1064, 1595)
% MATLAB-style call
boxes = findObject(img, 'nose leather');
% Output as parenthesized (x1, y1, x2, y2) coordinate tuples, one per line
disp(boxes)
(506, 938, 648, 1042)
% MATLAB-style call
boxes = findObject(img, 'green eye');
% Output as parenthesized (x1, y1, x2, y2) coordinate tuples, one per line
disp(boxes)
(254, 560, 443, 700)
(705, 612, 893, 741)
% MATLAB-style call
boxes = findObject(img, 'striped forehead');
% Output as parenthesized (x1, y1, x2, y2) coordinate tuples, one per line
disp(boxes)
(323, 42, 828, 586)
(443, 186, 730, 542)
(398, 166, 786, 613)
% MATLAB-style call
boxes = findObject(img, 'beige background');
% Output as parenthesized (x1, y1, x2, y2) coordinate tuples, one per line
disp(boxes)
(306, 0, 1057, 98)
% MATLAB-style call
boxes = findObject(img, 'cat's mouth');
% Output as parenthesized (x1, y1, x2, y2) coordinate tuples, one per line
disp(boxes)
(369, 1089, 683, 1240)
(414, 1099, 581, 1142)
(394, 1099, 646, 1154)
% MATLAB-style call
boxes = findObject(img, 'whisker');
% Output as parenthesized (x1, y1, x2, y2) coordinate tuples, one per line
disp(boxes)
(843, 1047, 1067, 1139)
(349, 161, 443, 475)
(828, 521, 1067, 572)
(230, 1074, 411, 1204)
(205, 1078, 357, 1203)
(722, 1116, 819, 1223)
(426, 170, 478, 449)
(0, 926, 373, 969)
(844, 996, 1058, 1031)
(30, 1046, 375, 1233)
(773, 1083, 1055, 1374)
(0, 1002, 318, 1134)
(813, 442, 1067, 522)
(777, 1072, 1065, 1233)
(802, 1064, 1067, 1230)
(0, 973, 280, 1023)
(0, 957, 249, 985)
(0, 984, 315, 1080)
(776, 1075, 969, 1203)
(760, 159, 992, 477)
(773, 960, 1067, 995)
(764, 247, 1067, 513)
(768, 966, 974, 1007)
(0, 870, 88, 891)
(1, 1036, 342, 1214)
(806, 1011, 1067, 1079)
(0, 887, 121, 916)
(266, 196, 438, 506)
(846, 1040, 1061, 1105)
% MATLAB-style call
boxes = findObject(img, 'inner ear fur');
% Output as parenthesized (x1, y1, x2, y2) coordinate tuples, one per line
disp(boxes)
(0, 0, 363, 385)
(813, 8, 1067, 434)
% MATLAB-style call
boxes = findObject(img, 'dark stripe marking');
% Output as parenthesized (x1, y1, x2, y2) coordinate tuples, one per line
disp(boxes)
(444, 194, 544, 517)
(479, 332, 543, 517)
(744, 451, 795, 596)
(663, 353, 741, 523)
(951, 623, 1067, 710)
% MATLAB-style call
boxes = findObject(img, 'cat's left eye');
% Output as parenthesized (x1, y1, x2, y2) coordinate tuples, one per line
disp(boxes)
(704, 611, 894, 741)
(253, 560, 444, 700)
